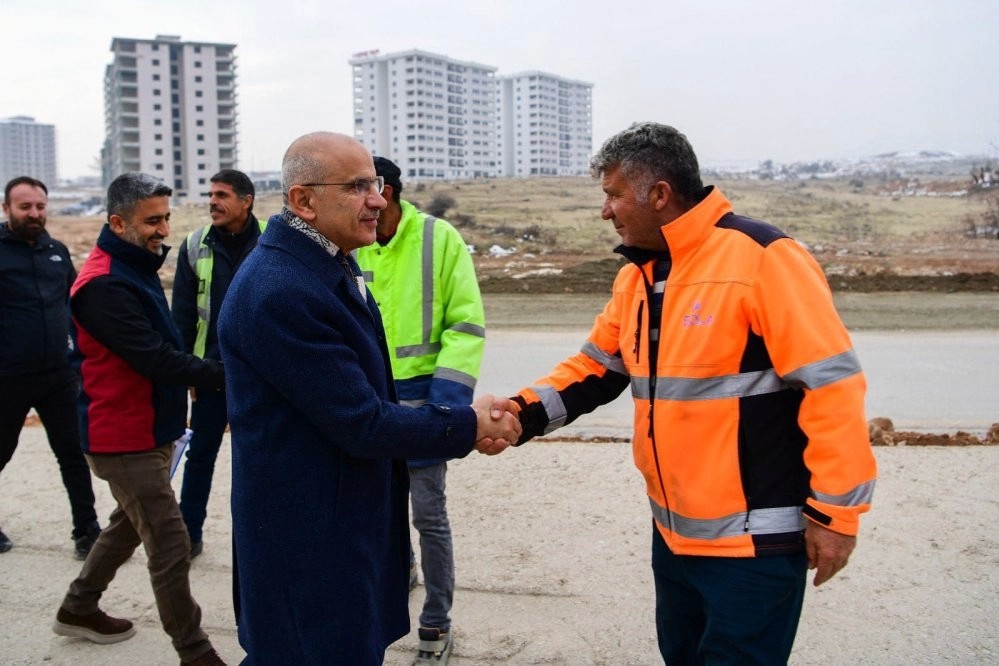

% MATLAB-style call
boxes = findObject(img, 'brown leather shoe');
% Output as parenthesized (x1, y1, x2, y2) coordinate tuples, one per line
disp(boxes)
(181, 647, 227, 665)
(53, 607, 136, 644)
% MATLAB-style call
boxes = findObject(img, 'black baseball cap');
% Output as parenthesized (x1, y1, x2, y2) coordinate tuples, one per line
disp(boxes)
(373, 156, 403, 194)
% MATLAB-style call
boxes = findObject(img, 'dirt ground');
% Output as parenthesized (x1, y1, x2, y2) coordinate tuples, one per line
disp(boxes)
(1, 426, 997, 665)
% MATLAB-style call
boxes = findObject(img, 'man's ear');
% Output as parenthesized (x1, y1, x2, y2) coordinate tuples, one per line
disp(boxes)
(286, 185, 317, 222)
(650, 181, 673, 211)
(108, 214, 127, 235)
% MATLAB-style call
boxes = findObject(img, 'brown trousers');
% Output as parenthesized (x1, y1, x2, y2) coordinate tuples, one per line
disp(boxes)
(61, 445, 213, 661)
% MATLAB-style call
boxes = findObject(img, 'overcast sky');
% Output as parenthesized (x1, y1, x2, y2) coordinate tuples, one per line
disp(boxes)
(3, 0, 997, 179)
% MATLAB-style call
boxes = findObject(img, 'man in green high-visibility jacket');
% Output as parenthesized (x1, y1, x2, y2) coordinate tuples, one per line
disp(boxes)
(172, 169, 265, 559)
(355, 157, 485, 666)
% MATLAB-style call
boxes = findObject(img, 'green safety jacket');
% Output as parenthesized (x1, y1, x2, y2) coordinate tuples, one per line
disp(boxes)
(355, 200, 485, 415)
(180, 216, 266, 358)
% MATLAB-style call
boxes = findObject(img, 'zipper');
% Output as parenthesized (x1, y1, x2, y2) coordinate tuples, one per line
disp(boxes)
(633, 301, 643, 356)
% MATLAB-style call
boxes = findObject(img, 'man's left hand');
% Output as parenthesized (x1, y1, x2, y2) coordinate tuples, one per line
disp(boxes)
(805, 521, 856, 586)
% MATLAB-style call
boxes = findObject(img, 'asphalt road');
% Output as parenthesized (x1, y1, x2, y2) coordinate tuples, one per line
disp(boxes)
(481, 329, 999, 437)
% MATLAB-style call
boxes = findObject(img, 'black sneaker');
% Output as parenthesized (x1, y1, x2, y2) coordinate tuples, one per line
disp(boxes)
(190, 540, 204, 559)
(73, 525, 101, 561)
(53, 607, 136, 644)
(409, 563, 419, 591)
(414, 627, 452, 665)
(0, 528, 12, 553)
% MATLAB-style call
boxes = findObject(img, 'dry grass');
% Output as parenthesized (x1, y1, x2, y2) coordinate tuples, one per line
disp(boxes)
(48, 173, 995, 295)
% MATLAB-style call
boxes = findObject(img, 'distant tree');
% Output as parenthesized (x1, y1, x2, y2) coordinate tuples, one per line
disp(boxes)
(427, 193, 456, 218)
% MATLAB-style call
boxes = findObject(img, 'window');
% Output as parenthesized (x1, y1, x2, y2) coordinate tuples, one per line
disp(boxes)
(195, 75, 202, 83)
(197, 148, 205, 156)
(155, 148, 163, 155)
(152, 58, 160, 66)
(174, 151, 181, 160)
(154, 163, 163, 170)
(153, 89, 161, 96)
(198, 163, 205, 170)
(153, 74, 160, 81)
(154, 133, 162, 140)
(194, 46, 201, 53)
(195, 105, 203, 112)
(194, 61, 202, 68)
(196, 134, 204, 141)
(196, 120, 204, 127)
(153, 103, 161, 111)
(195, 91, 203, 97)
(154, 119, 162, 126)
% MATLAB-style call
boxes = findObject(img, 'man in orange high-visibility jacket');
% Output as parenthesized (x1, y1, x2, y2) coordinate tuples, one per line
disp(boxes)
(508, 122, 876, 665)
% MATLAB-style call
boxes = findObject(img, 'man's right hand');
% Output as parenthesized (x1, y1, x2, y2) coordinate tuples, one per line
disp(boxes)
(471, 394, 522, 455)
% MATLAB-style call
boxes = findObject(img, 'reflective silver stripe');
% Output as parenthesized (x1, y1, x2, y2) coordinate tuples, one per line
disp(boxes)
(631, 376, 650, 400)
(360, 269, 373, 282)
(657, 369, 790, 401)
(396, 342, 442, 358)
(451, 321, 485, 338)
(396, 320, 483, 358)
(186, 227, 210, 273)
(400, 398, 427, 408)
(187, 228, 213, 325)
(630, 369, 791, 402)
(649, 497, 806, 540)
(580, 341, 627, 376)
(433, 366, 476, 389)
(532, 384, 568, 433)
(813, 479, 876, 507)
(783, 349, 862, 390)
(421, 216, 436, 347)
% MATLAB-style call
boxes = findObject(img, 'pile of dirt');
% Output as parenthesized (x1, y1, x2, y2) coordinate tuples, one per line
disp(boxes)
(869, 418, 999, 446)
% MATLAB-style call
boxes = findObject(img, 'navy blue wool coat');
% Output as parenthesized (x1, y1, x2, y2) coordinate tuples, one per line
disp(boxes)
(218, 215, 478, 665)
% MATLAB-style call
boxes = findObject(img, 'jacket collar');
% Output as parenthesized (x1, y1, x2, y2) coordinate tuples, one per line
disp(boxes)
(614, 186, 733, 267)
(96, 223, 170, 273)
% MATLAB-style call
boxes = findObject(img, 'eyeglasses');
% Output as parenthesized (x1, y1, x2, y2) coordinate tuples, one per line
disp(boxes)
(299, 176, 385, 196)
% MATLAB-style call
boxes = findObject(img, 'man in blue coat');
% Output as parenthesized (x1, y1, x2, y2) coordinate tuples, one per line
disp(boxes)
(218, 131, 520, 665)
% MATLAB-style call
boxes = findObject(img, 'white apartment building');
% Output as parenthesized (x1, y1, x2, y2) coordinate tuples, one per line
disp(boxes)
(0, 116, 57, 187)
(102, 35, 238, 200)
(496, 72, 592, 177)
(350, 49, 498, 180)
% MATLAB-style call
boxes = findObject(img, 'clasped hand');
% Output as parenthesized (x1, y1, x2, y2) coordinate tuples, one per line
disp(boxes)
(471, 393, 521, 455)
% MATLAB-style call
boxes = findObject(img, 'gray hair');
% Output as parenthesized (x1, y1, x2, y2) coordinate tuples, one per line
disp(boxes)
(590, 122, 704, 205)
(106, 172, 172, 221)
(281, 151, 327, 205)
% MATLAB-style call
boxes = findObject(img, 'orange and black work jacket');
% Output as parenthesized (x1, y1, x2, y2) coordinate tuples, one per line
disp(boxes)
(512, 186, 876, 557)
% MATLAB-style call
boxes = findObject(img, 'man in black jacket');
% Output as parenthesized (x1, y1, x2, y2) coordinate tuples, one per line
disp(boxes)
(172, 169, 263, 558)
(0, 176, 100, 558)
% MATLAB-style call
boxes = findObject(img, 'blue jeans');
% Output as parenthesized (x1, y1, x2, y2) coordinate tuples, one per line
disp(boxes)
(651, 524, 807, 665)
(179, 388, 228, 544)
(410, 462, 453, 631)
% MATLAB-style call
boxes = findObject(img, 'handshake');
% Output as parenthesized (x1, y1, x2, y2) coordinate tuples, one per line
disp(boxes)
(471, 393, 522, 455)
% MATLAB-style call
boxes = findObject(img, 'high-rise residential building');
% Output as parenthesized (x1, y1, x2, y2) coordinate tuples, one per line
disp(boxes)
(0, 116, 57, 187)
(350, 49, 498, 180)
(496, 72, 592, 177)
(102, 34, 238, 200)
